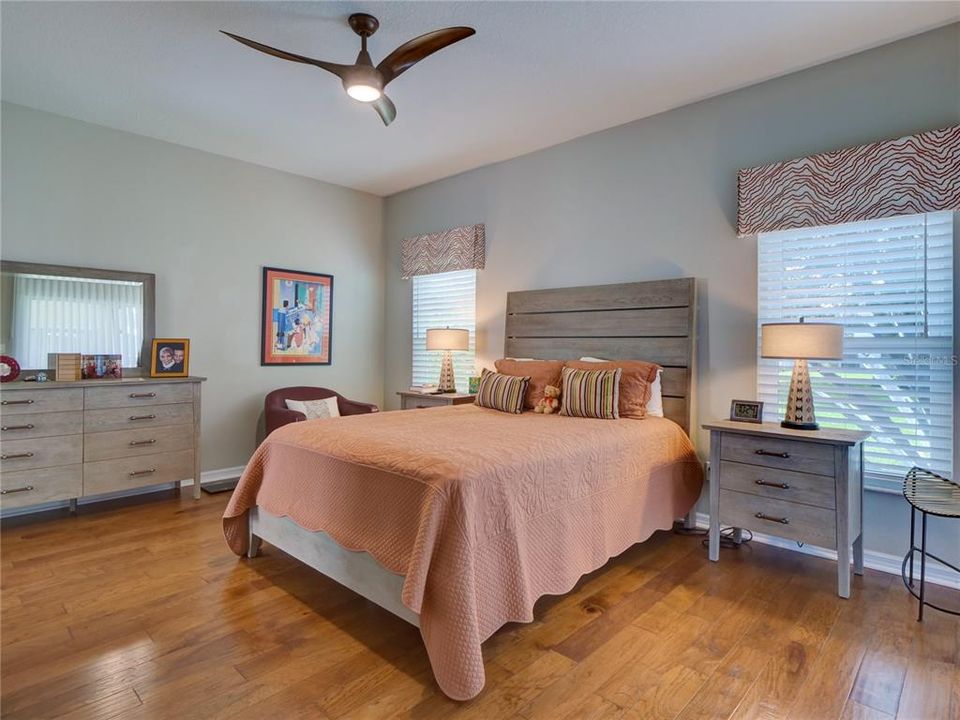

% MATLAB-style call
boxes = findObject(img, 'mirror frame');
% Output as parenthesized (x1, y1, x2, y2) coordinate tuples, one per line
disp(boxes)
(0, 260, 156, 374)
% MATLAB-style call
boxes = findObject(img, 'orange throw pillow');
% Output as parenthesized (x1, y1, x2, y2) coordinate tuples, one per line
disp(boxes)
(564, 360, 660, 419)
(494, 359, 564, 410)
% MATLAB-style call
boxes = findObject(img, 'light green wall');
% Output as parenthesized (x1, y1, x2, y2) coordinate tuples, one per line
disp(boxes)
(382, 24, 960, 562)
(1, 102, 386, 471)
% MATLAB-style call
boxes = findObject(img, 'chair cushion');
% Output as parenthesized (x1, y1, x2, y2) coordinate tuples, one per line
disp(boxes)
(285, 397, 340, 420)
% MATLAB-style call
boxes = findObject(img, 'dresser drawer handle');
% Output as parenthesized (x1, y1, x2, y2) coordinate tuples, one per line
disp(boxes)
(129, 414, 157, 421)
(1, 452, 35, 460)
(1, 424, 35, 431)
(1, 485, 34, 495)
(129, 392, 157, 399)
(755, 449, 790, 459)
(128, 468, 156, 477)
(755, 512, 789, 525)
(755, 479, 790, 490)
(1, 399, 34, 406)
(129, 439, 157, 447)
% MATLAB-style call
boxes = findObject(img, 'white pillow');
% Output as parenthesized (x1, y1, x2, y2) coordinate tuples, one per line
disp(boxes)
(285, 397, 340, 420)
(578, 357, 663, 418)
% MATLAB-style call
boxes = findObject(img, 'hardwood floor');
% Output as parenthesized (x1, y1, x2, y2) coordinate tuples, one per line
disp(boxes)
(2, 489, 957, 720)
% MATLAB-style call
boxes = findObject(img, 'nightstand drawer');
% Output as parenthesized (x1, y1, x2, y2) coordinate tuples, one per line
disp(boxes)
(720, 488, 836, 548)
(721, 433, 834, 477)
(719, 460, 836, 509)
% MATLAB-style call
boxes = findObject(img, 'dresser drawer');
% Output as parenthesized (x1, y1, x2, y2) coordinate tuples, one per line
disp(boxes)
(719, 460, 836, 510)
(83, 403, 193, 433)
(0, 388, 84, 415)
(720, 433, 834, 477)
(84, 424, 194, 462)
(1, 465, 82, 509)
(719, 488, 837, 548)
(0, 411, 83, 440)
(83, 449, 195, 495)
(83, 382, 194, 410)
(0, 435, 83, 471)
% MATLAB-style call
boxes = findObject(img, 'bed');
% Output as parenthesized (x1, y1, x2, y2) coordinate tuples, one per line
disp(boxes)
(223, 277, 703, 700)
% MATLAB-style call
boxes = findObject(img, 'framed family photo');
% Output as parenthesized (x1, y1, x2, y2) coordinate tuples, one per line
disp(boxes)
(150, 338, 190, 377)
(261, 267, 333, 366)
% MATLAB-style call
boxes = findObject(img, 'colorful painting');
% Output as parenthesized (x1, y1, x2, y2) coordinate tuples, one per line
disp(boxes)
(261, 267, 333, 366)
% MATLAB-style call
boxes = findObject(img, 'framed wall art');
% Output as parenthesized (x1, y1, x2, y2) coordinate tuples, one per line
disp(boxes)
(261, 267, 333, 366)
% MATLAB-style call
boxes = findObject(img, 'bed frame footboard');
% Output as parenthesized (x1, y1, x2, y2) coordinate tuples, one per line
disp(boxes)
(247, 507, 420, 627)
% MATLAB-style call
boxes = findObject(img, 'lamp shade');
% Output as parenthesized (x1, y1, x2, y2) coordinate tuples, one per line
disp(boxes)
(761, 321, 843, 360)
(425, 327, 469, 351)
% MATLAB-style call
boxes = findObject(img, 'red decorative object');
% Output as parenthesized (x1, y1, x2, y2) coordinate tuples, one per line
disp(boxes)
(0, 355, 21, 383)
(738, 126, 960, 236)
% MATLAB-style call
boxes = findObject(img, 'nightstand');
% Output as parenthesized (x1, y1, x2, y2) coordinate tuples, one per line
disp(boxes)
(702, 420, 870, 598)
(397, 391, 475, 410)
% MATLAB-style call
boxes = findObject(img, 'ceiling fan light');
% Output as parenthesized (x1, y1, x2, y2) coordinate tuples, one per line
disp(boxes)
(346, 84, 382, 102)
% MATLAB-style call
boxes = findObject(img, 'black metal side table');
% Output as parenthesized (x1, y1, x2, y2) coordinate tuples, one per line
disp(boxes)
(901, 466, 960, 621)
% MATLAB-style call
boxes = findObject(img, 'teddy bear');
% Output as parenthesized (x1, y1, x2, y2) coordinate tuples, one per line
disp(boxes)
(533, 385, 561, 414)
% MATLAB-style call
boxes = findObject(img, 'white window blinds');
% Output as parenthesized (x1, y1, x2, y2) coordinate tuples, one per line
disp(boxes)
(11, 274, 144, 369)
(758, 211, 954, 489)
(412, 269, 476, 392)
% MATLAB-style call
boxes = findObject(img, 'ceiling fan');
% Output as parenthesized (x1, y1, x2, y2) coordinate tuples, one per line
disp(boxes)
(222, 13, 475, 126)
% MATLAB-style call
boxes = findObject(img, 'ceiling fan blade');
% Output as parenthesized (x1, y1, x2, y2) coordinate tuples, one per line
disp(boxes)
(372, 95, 397, 126)
(377, 27, 475, 86)
(221, 31, 350, 79)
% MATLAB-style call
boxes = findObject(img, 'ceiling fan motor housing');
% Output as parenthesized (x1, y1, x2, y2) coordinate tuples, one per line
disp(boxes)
(348, 13, 380, 38)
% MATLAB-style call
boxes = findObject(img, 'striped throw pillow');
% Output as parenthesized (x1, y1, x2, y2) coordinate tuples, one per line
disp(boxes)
(474, 369, 530, 414)
(560, 366, 622, 419)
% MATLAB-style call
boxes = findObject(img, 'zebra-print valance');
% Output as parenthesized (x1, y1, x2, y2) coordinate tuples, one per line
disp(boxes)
(401, 223, 485, 279)
(737, 126, 960, 236)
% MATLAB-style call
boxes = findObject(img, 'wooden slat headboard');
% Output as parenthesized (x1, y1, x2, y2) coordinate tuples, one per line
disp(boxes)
(504, 278, 697, 434)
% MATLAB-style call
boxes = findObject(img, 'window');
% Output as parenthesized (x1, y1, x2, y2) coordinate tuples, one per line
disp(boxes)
(758, 211, 954, 489)
(412, 269, 476, 392)
(10, 274, 144, 368)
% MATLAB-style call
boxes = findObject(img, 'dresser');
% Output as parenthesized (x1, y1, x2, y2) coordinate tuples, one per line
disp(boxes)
(396, 391, 475, 410)
(1, 377, 205, 511)
(702, 420, 870, 598)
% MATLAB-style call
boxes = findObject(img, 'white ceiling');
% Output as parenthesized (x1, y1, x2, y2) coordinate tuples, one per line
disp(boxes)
(3, 2, 957, 196)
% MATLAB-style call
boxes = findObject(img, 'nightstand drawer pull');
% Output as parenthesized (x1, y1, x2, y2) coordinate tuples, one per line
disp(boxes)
(129, 414, 157, 421)
(1, 452, 34, 460)
(1, 485, 34, 495)
(129, 439, 157, 447)
(1, 399, 34, 406)
(129, 392, 157, 399)
(128, 468, 156, 477)
(755, 511, 789, 524)
(755, 449, 790, 459)
(1, 424, 35, 431)
(755, 479, 790, 490)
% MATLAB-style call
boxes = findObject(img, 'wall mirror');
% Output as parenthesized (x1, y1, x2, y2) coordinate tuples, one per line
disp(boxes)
(0, 261, 156, 373)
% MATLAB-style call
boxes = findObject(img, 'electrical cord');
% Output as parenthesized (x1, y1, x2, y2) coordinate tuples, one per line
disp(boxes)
(673, 523, 754, 549)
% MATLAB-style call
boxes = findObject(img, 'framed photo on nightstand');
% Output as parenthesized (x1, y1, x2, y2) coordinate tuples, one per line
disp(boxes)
(729, 399, 763, 423)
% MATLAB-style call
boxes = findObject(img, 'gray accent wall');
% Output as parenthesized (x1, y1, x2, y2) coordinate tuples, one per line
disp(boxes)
(383, 24, 960, 562)
(2, 102, 386, 471)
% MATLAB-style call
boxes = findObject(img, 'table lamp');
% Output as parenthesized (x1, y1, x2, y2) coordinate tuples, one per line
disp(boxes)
(426, 327, 469, 393)
(761, 318, 843, 430)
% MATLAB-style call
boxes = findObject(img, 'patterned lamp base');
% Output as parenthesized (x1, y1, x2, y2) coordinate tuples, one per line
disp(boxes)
(780, 360, 820, 430)
(782, 358, 819, 430)
(438, 350, 457, 393)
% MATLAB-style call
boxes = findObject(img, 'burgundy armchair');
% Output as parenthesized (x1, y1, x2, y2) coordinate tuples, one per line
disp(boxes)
(264, 386, 379, 436)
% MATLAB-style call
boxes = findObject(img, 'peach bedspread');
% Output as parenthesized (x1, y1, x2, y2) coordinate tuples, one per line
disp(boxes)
(223, 404, 703, 700)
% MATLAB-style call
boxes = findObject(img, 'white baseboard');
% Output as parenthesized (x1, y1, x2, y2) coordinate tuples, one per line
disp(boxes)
(694, 512, 958, 590)
(0, 465, 246, 519)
